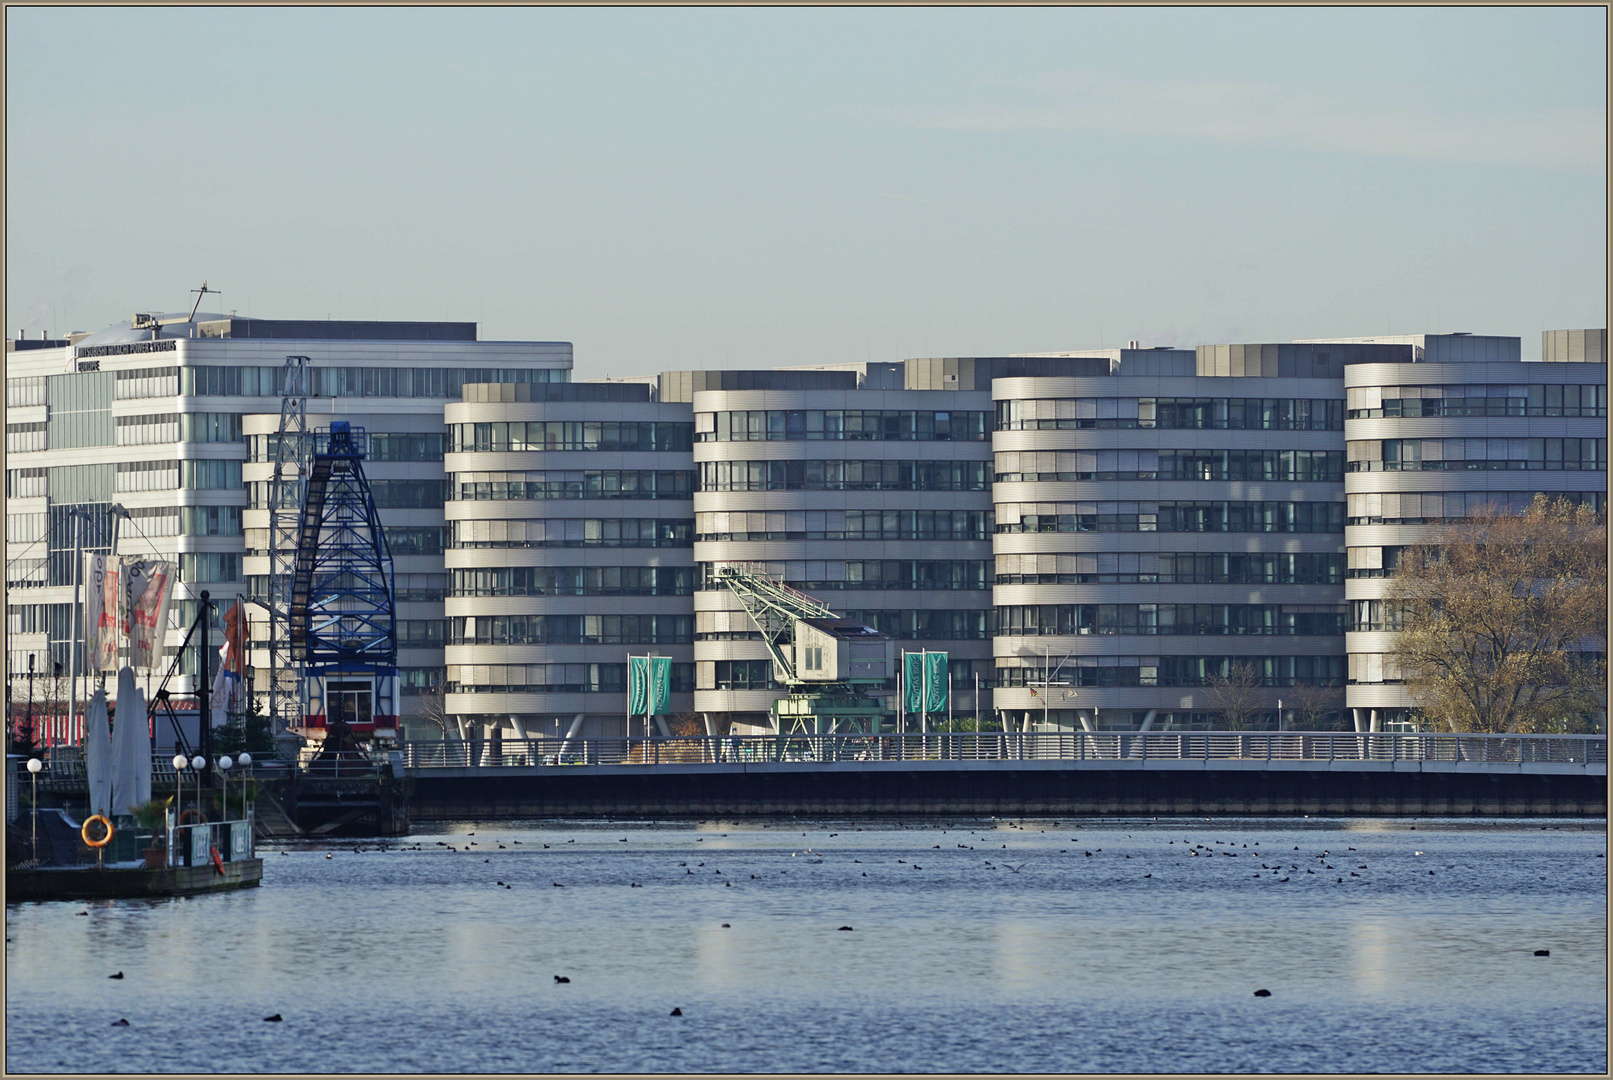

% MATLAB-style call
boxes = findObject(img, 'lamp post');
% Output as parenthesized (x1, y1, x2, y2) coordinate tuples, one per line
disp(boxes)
(237, 752, 253, 839)
(217, 756, 233, 823)
(25, 653, 36, 755)
(26, 758, 42, 864)
(172, 753, 189, 867)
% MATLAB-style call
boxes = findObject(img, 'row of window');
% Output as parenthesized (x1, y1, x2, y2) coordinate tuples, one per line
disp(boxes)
(1348, 438, 1606, 472)
(996, 398, 1345, 431)
(114, 366, 180, 399)
(997, 502, 1346, 534)
(695, 509, 992, 542)
(448, 518, 692, 549)
(182, 460, 243, 490)
(994, 449, 1343, 484)
(450, 471, 694, 501)
(7, 512, 46, 543)
(698, 459, 990, 492)
(449, 614, 693, 645)
(116, 414, 179, 445)
(247, 431, 447, 463)
(700, 410, 990, 443)
(181, 412, 243, 443)
(446, 663, 696, 696)
(996, 604, 1347, 637)
(1347, 383, 1606, 418)
(185, 364, 565, 399)
(449, 421, 692, 454)
(996, 655, 1346, 688)
(398, 620, 447, 647)
(695, 560, 990, 591)
(1345, 490, 1604, 526)
(6, 468, 47, 498)
(179, 552, 242, 583)
(449, 566, 694, 597)
(251, 480, 447, 509)
(994, 552, 1345, 586)
(6, 376, 48, 408)
(115, 461, 178, 492)
(6, 422, 47, 454)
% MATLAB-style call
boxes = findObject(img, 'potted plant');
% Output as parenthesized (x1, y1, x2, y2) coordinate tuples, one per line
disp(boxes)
(130, 797, 173, 869)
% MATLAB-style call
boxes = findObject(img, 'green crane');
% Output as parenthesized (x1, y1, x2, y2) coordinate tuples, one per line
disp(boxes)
(713, 563, 892, 734)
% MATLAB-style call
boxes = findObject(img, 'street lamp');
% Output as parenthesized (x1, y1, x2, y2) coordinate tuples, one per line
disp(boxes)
(237, 752, 253, 835)
(217, 756, 233, 823)
(26, 758, 42, 864)
(172, 753, 189, 832)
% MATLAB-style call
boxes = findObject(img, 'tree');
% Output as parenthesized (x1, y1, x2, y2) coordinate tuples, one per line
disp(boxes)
(1204, 661, 1265, 730)
(413, 677, 451, 740)
(215, 693, 275, 756)
(1388, 496, 1607, 734)
(1283, 681, 1348, 731)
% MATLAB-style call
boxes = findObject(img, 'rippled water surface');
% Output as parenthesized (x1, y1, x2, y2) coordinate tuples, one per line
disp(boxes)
(6, 817, 1606, 1074)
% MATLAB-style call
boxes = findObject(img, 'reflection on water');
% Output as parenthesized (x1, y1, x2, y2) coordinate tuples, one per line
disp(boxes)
(6, 817, 1606, 1074)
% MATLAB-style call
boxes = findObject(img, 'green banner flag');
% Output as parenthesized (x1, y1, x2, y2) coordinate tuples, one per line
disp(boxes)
(628, 656, 649, 715)
(649, 656, 672, 715)
(924, 651, 949, 713)
(904, 652, 924, 713)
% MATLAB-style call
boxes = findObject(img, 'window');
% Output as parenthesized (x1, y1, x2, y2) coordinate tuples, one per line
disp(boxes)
(6, 422, 47, 454)
(180, 506, 243, 536)
(450, 420, 692, 453)
(116, 414, 179, 446)
(114, 367, 179, 399)
(698, 459, 989, 492)
(116, 460, 180, 493)
(180, 412, 244, 443)
(447, 518, 693, 549)
(179, 552, 242, 583)
(180, 460, 243, 489)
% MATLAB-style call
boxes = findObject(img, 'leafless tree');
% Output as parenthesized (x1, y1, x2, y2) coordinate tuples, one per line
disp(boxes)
(1283, 680, 1348, 731)
(414, 678, 452, 740)
(1203, 661, 1265, 730)
(1389, 496, 1606, 733)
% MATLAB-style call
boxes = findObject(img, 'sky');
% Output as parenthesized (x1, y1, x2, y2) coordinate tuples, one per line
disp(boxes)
(6, 6, 1606, 373)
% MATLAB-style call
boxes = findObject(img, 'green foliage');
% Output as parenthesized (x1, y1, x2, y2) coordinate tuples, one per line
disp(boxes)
(130, 797, 173, 830)
(215, 694, 276, 756)
(1390, 496, 1607, 733)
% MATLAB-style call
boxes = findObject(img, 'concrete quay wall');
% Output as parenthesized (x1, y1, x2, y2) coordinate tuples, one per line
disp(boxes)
(407, 762, 1607, 819)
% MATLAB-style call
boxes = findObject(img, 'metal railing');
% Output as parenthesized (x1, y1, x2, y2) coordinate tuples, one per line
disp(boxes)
(401, 732, 1608, 770)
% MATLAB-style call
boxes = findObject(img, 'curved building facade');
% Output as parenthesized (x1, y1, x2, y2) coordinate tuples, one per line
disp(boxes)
(989, 345, 1364, 731)
(443, 382, 696, 741)
(686, 365, 995, 733)
(1343, 348, 1607, 729)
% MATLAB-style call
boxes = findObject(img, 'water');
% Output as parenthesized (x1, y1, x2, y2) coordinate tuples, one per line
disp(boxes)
(6, 817, 1606, 1074)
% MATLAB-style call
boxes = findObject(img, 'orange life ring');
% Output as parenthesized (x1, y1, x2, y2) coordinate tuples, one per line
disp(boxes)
(178, 809, 206, 826)
(209, 846, 226, 876)
(81, 814, 114, 848)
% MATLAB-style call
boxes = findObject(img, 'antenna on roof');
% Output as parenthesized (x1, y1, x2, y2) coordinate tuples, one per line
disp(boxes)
(188, 280, 219, 323)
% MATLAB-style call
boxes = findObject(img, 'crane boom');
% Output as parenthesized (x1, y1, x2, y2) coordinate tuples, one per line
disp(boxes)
(713, 563, 834, 684)
(712, 562, 891, 734)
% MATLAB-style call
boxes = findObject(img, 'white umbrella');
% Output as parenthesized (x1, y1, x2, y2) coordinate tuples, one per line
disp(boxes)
(84, 688, 113, 818)
(111, 666, 151, 815)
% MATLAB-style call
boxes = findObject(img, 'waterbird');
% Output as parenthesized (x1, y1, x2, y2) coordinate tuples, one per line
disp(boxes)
(553, 882, 564, 887)
(109, 972, 123, 979)
(721, 923, 730, 928)
(837, 926, 854, 931)
(1535, 950, 1550, 956)
(670, 1008, 683, 1016)
(1253, 989, 1271, 997)
(76, 911, 88, 916)
(264, 1014, 283, 1022)
(112, 1018, 130, 1026)
(554, 976, 570, 983)
(326, 854, 333, 860)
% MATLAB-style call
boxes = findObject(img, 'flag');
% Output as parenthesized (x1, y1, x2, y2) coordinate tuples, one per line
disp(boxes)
(84, 553, 120, 671)
(124, 558, 176, 669)
(648, 656, 672, 715)
(903, 652, 924, 713)
(924, 651, 949, 713)
(628, 656, 649, 715)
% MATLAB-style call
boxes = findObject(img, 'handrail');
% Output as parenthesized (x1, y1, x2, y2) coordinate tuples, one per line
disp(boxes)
(400, 732, 1608, 770)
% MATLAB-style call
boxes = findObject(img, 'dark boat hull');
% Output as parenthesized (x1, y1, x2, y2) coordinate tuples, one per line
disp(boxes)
(5, 858, 263, 902)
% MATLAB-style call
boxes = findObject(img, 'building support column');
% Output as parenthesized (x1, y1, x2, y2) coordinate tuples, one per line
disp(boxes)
(558, 712, 586, 758)
(1138, 709, 1158, 732)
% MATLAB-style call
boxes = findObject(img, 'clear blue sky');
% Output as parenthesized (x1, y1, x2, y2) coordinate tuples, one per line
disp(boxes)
(7, 6, 1606, 371)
